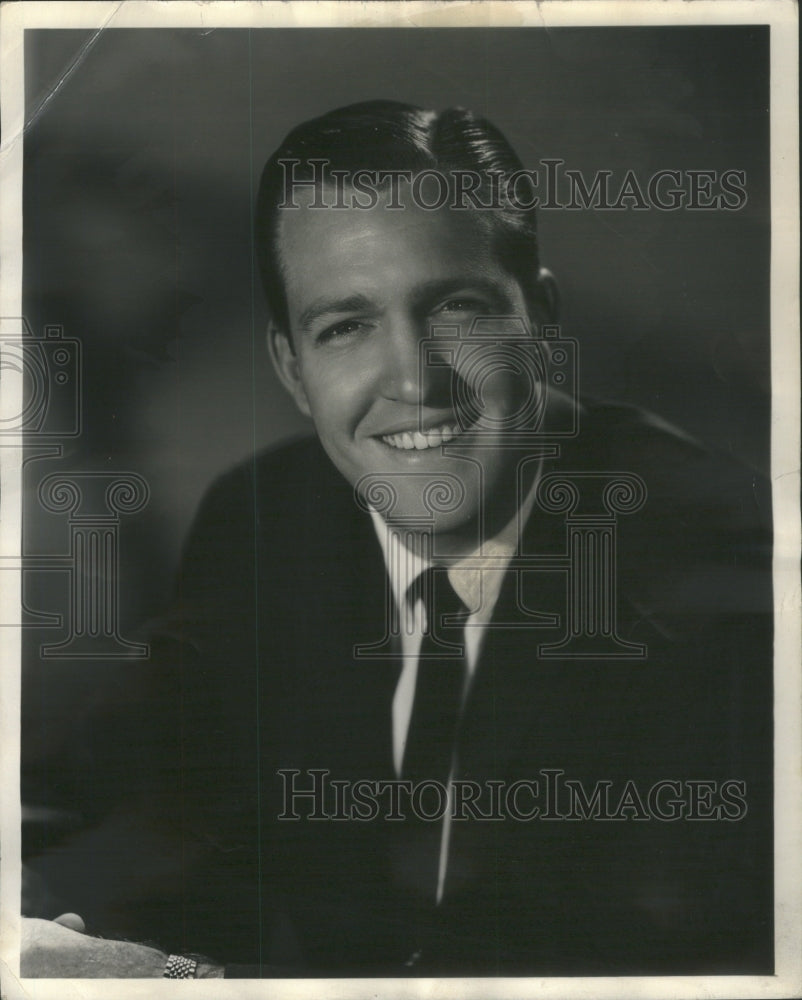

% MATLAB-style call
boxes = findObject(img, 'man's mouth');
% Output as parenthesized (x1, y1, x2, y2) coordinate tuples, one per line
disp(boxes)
(380, 421, 464, 451)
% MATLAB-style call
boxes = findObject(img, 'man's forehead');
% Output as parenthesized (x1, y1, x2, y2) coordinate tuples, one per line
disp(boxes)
(277, 183, 501, 282)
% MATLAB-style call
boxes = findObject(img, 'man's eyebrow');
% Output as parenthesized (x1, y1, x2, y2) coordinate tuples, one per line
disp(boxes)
(412, 277, 512, 308)
(298, 293, 375, 332)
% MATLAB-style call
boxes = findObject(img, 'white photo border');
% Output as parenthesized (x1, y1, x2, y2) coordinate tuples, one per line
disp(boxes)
(1, 2, 799, 998)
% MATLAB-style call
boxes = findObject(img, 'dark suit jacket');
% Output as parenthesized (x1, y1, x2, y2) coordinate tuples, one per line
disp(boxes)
(81, 401, 775, 976)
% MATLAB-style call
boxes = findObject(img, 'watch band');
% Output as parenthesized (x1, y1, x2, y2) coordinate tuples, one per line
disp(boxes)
(163, 954, 198, 978)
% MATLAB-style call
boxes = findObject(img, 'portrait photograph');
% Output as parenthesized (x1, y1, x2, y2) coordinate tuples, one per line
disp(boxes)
(0, 2, 799, 998)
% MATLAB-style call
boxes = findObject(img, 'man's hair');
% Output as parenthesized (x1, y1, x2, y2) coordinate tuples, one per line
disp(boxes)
(254, 100, 542, 334)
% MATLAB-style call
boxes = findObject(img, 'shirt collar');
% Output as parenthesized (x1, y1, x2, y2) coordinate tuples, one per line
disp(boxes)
(369, 465, 541, 621)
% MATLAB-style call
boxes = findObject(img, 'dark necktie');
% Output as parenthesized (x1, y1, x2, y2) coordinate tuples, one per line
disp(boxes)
(402, 567, 468, 786)
(388, 567, 468, 938)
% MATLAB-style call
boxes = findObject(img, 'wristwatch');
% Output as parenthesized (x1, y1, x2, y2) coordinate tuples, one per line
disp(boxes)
(163, 954, 198, 978)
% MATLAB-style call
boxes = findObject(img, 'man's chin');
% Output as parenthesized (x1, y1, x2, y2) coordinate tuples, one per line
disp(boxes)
(325, 440, 518, 547)
(382, 505, 484, 557)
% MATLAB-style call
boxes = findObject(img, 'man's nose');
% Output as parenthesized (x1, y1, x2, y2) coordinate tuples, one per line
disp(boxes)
(380, 314, 451, 406)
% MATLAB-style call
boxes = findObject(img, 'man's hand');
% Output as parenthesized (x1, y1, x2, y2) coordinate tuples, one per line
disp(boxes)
(21, 917, 168, 978)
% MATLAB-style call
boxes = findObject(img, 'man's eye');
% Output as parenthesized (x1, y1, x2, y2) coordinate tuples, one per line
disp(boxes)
(436, 298, 484, 314)
(318, 320, 365, 343)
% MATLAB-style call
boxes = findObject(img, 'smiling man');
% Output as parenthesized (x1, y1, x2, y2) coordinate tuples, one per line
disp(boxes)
(271, 189, 537, 541)
(22, 101, 773, 979)
(260, 102, 560, 547)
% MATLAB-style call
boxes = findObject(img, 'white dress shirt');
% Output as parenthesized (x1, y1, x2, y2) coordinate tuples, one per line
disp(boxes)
(369, 476, 539, 902)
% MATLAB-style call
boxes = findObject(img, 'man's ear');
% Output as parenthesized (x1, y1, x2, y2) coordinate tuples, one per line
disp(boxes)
(267, 322, 312, 417)
(532, 267, 560, 325)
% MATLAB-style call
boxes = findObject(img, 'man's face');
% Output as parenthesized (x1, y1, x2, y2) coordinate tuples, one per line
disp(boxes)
(273, 188, 542, 542)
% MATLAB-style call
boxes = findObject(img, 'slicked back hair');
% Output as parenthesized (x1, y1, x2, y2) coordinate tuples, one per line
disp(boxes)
(255, 100, 542, 337)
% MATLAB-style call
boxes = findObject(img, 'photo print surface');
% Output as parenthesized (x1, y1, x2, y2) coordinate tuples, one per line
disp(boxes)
(1, 4, 799, 998)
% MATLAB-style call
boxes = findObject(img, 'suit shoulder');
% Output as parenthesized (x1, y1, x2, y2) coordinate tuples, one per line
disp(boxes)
(564, 397, 772, 562)
(572, 399, 769, 509)
(565, 400, 772, 621)
(191, 435, 341, 520)
(183, 434, 360, 568)
(205, 435, 327, 493)
(571, 398, 705, 463)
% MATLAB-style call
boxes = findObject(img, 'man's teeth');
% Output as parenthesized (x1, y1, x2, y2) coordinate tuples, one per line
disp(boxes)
(381, 423, 462, 450)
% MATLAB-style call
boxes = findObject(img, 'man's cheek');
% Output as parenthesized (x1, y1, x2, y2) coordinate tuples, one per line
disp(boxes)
(453, 371, 530, 432)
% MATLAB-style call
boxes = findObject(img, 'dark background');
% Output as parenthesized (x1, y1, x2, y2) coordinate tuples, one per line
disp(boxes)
(21, 25, 770, 864)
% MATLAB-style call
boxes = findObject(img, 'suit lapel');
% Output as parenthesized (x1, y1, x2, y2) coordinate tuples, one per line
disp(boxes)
(457, 498, 568, 782)
(296, 450, 400, 780)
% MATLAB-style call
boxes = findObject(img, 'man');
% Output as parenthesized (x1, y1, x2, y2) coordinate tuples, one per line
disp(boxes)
(22, 101, 773, 977)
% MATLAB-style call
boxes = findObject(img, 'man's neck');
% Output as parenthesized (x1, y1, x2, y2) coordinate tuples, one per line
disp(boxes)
(389, 461, 541, 562)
